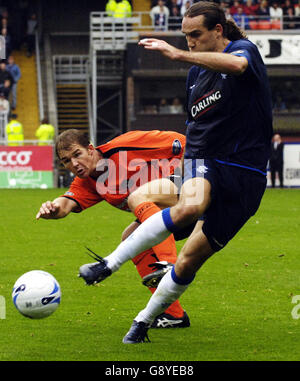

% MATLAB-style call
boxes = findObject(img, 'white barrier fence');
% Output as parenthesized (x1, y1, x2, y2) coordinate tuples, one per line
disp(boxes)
(282, 143, 300, 187)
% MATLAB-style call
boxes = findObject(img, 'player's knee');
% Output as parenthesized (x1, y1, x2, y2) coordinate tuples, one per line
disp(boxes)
(127, 191, 146, 212)
(121, 228, 129, 241)
(175, 256, 196, 279)
(173, 204, 200, 225)
(121, 221, 140, 241)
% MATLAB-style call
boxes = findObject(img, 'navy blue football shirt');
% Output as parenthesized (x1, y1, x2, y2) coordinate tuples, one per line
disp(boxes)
(185, 39, 273, 175)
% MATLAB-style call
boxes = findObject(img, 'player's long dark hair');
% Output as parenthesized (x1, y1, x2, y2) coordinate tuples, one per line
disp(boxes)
(184, 1, 247, 41)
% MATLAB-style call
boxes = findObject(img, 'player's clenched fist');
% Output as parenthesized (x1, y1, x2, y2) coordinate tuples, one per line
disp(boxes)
(36, 201, 60, 220)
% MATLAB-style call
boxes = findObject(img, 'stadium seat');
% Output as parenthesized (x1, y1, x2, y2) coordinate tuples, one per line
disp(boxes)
(249, 20, 259, 29)
(258, 20, 272, 29)
(271, 20, 281, 30)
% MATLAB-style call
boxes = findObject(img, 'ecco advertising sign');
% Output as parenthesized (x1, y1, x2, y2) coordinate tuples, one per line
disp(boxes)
(0, 146, 53, 188)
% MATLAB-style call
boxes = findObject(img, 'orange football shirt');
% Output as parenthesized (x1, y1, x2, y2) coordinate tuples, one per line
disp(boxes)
(63, 130, 185, 212)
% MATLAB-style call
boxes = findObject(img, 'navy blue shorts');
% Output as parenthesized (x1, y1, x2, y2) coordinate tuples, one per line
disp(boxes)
(181, 158, 267, 252)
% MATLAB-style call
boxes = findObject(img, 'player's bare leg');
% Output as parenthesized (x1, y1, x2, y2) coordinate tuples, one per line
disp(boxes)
(123, 220, 215, 343)
(79, 179, 179, 285)
(121, 221, 189, 328)
(127, 178, 179, 211)
(79, 177, 211, 283)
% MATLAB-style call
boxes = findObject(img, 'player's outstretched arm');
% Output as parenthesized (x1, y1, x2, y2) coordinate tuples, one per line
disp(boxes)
(138, 38, 180, 61)
(138, 38, 248, 75)
(36, 197, 77, 220)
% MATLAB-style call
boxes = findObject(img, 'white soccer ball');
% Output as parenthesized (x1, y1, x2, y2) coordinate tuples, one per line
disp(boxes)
(12, 270, 61, 319)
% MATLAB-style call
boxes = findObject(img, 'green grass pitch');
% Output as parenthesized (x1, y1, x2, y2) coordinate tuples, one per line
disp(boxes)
(0, 188, 300, 361)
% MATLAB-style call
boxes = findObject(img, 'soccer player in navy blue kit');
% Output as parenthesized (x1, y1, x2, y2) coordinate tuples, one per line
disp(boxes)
(79, 1, 273, 343)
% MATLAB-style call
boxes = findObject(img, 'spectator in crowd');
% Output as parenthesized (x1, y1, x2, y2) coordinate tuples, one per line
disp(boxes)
(0, 61, 13, 86)
(284, 6, 297, 28)
(219, 1, 227, 11)
(0, 91, 9, 113)
(1, 9, 10, 25)
(219, 2, 234, 21)
(269, 1, 283, 21)
(233, 6, 250, 28)
(224, 7, 234, 20)
(168, 4, 182, 30)
(294, 0, 300, 27)
(159, 98, 170, 113)
(113, 0, 132, 18)
(0, 10, 12, 41)
(230, 0, 243, 16)
(150, 0, 170, 31)
(6, 55, 21, 110)
(282, 0, 293, 15)
(169, 97, 183, 113)
(295, 0, 300, 17)
(25, 12, 37, 57)
(257, 0, 270, 20)
(1, 17, 10, 34)
(35, 117, 55, 146)
(273, 94, 287, 112)
(269, 133, 284, 188)
(0, 61, 7, 83)
(1, 27, 12, 58)
(180, 0, 193, 16)
(219, 0, 228, 13)
(0, 78, 11, 100)
(167, 0, 180, 13)
(105, 0, 117, 16)
(244, 0, 259, 17)
(6, 113, 24, 146)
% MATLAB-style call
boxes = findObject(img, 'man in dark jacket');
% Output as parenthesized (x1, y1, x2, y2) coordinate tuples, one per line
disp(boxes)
(270, 134, 284, 188)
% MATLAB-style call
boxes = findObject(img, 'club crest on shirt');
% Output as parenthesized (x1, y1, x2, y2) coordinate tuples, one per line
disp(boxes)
(191, 90, 221, 119)
(64, 191, 74, 196)
(231, 50, 245, 55)
(172, 139, 182, 155)
(196, 165, 208, 174)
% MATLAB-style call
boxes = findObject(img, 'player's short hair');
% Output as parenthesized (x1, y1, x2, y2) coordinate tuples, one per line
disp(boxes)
(55, 129, 90, 158)
(184, 1, 247, 41)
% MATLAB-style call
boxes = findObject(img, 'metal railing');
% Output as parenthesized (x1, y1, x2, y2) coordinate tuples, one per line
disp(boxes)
(85, 59, 94, 144)
(229, 15, 300, 31)
(35, 29, 44, 121)
(90, 12, 142, 50)
(90, 12, 300, 47)
(53, 55, 89, 84)
(166, 14, 300, 31)
(0, 139, 54, 146)
(0, 111, 8, 141)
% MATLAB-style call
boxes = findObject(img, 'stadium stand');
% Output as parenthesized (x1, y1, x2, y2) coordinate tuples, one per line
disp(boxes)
(56, 84, 89, 135)
(1, 0, 300, 186)
(12, 50, 39, 141)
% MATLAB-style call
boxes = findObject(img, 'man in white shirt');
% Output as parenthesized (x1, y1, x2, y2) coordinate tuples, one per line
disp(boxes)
(150, 0, 170, 30)
(269, 2, 283, 20)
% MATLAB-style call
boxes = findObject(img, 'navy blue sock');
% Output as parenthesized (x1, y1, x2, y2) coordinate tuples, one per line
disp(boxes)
(171, 266, 195, 285)
(162, 207, 181, 233)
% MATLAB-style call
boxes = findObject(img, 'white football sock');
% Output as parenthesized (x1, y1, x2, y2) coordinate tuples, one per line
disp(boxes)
(105, 210, 170, 272)
(134, 269, 191, 325)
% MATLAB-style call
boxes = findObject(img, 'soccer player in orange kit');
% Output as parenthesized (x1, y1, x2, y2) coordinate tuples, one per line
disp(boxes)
(36, 128, 191, 328)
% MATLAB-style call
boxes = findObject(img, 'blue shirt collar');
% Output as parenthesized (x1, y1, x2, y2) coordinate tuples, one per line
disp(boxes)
(223, 41, 233, 53)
